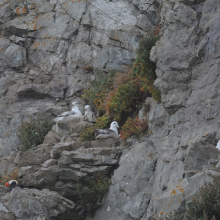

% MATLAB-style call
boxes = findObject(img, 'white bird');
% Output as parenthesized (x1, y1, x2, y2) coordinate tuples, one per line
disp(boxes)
(94, 121, 120, 139)
(53, 102, 82, 122)
(83, 105, 97, 123)
(216, 140, 220, 150)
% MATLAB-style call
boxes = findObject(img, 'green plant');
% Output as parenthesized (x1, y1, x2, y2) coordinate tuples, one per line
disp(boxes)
(167, 211, 185, 220)
(80, 33, 158, 140)
(17, 113, 55, 151)
(106, 73, 143, 121)
(79, 114, 111, 141)
(120, 117, 148, 140)
(82, 70, 116, 112)
(76, 175, 111, 211)
(79, 126, 96, 142)
(186, 176, 220, 220)
(132, 33, 161, 102)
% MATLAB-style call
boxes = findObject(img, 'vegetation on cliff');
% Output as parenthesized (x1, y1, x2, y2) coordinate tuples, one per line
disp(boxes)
(168, 176, 220, 220)
(76, 175, 111, 213)
(17, 113, 55, 151)
(79, 114, 111, 141)
(81, 33, 158, 141)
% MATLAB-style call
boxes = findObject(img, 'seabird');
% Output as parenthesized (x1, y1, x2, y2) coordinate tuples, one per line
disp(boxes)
(5, 180, 34, 192)
(216, 140, 220, 150)
(53, 101, 82, 122)
(83, 105, 97, 123)
(94, 121, 120, 139)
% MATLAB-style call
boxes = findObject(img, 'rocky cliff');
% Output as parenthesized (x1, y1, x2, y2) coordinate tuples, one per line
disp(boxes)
(0, 0, 156, 155)
(94, 0, 220, 219)
(0, 0, 220, 219)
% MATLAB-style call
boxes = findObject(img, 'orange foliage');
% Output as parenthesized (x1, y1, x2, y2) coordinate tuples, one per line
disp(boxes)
(153, 23, 161, 36)
(120, 117, 148, 140)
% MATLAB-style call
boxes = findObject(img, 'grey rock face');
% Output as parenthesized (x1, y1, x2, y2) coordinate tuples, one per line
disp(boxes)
(0, 0, 156, 155)
(0, 188, 75, 220)
(0, 137, 127, 219)
(1, 0, 220, 219)
(94, 142, 158, 220)
(44, 117, 94, 145)
(93, 0, 220, 219)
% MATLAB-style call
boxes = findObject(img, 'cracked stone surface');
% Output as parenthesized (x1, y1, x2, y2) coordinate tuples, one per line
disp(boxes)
(0, 187, 75, 220)
(0, 137, 127, 219)
(1, 0, 220, 219)
(0, 0, 156, 156)
(93, 0, 220, 219)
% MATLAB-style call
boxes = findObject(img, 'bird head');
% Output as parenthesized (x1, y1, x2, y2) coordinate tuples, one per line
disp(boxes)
(84, 105, 91, 113)
(5, 180, 18, 187)
(110, 121, 119, 129)
(71, 101, 77, 107)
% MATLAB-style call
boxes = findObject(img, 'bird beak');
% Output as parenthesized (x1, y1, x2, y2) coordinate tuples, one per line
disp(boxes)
(117, 125, 119, 128)
(5, 182, 10, 187)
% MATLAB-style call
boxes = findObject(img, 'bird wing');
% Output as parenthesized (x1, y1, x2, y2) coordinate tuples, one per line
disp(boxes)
(94, 129, 115, 136)
(58, 111, 76, 117)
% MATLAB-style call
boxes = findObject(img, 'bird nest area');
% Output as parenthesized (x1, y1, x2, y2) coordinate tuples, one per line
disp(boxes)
(80, 34, 159, 141)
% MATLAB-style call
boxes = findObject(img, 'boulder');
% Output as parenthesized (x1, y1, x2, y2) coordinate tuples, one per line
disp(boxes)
(184, 141, 219, 172)
(42, 159, 58, 168)
(14, 144, 52, 166)
(0, 188, 75, 220)
(53, 117, 93, 137)
(19, 166, 38, 178)
(0, 185, 8, 197)
(43, 130, 62, 145)
(50, 142, 73, 159)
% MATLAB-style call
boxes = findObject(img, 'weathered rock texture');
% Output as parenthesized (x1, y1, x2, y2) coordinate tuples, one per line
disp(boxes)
(0, 0, 157, 155)
(0, 187, 75, 220)
(44, 117, 94, 144)
(93, 0, 220, 219)
(1, 0, 220, 219)
(0, 136, 126, 219)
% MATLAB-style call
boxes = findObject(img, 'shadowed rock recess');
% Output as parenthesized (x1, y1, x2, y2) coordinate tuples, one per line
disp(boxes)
(0, 0, 220, 219)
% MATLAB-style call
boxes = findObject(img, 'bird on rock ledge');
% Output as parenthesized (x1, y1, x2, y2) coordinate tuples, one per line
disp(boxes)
(53, 101, 82, 122)
(83, 105, 97, 123)
(5, 180, 34, 192)
(94, 121, 120, 139)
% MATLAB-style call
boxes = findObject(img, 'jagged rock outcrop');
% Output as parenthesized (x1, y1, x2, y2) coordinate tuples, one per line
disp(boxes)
(1, 0, 220, 219)
(92, 0, 220, 219)
(43, 117, 94, 144)
(0, 187, 75, 220)
(0, 136, 127, 219)
(0, 0, 157, 155)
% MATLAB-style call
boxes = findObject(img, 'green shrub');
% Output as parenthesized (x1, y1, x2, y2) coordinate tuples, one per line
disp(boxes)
(132, 33, 161, 102)
(17, 113, 55, 151)
(167, 211, 185, 220)
(106, 74, 142, 121)
(76, 175, 111, 211)
(95, 114, 111, 128)
(81, 33, 159, 139)
(79, 114, 111, 141)
(120, 117, 148, 140)
(186, 176, 220, 220)
(81, 70, 116, 112)
(79, 126, 96, 142)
